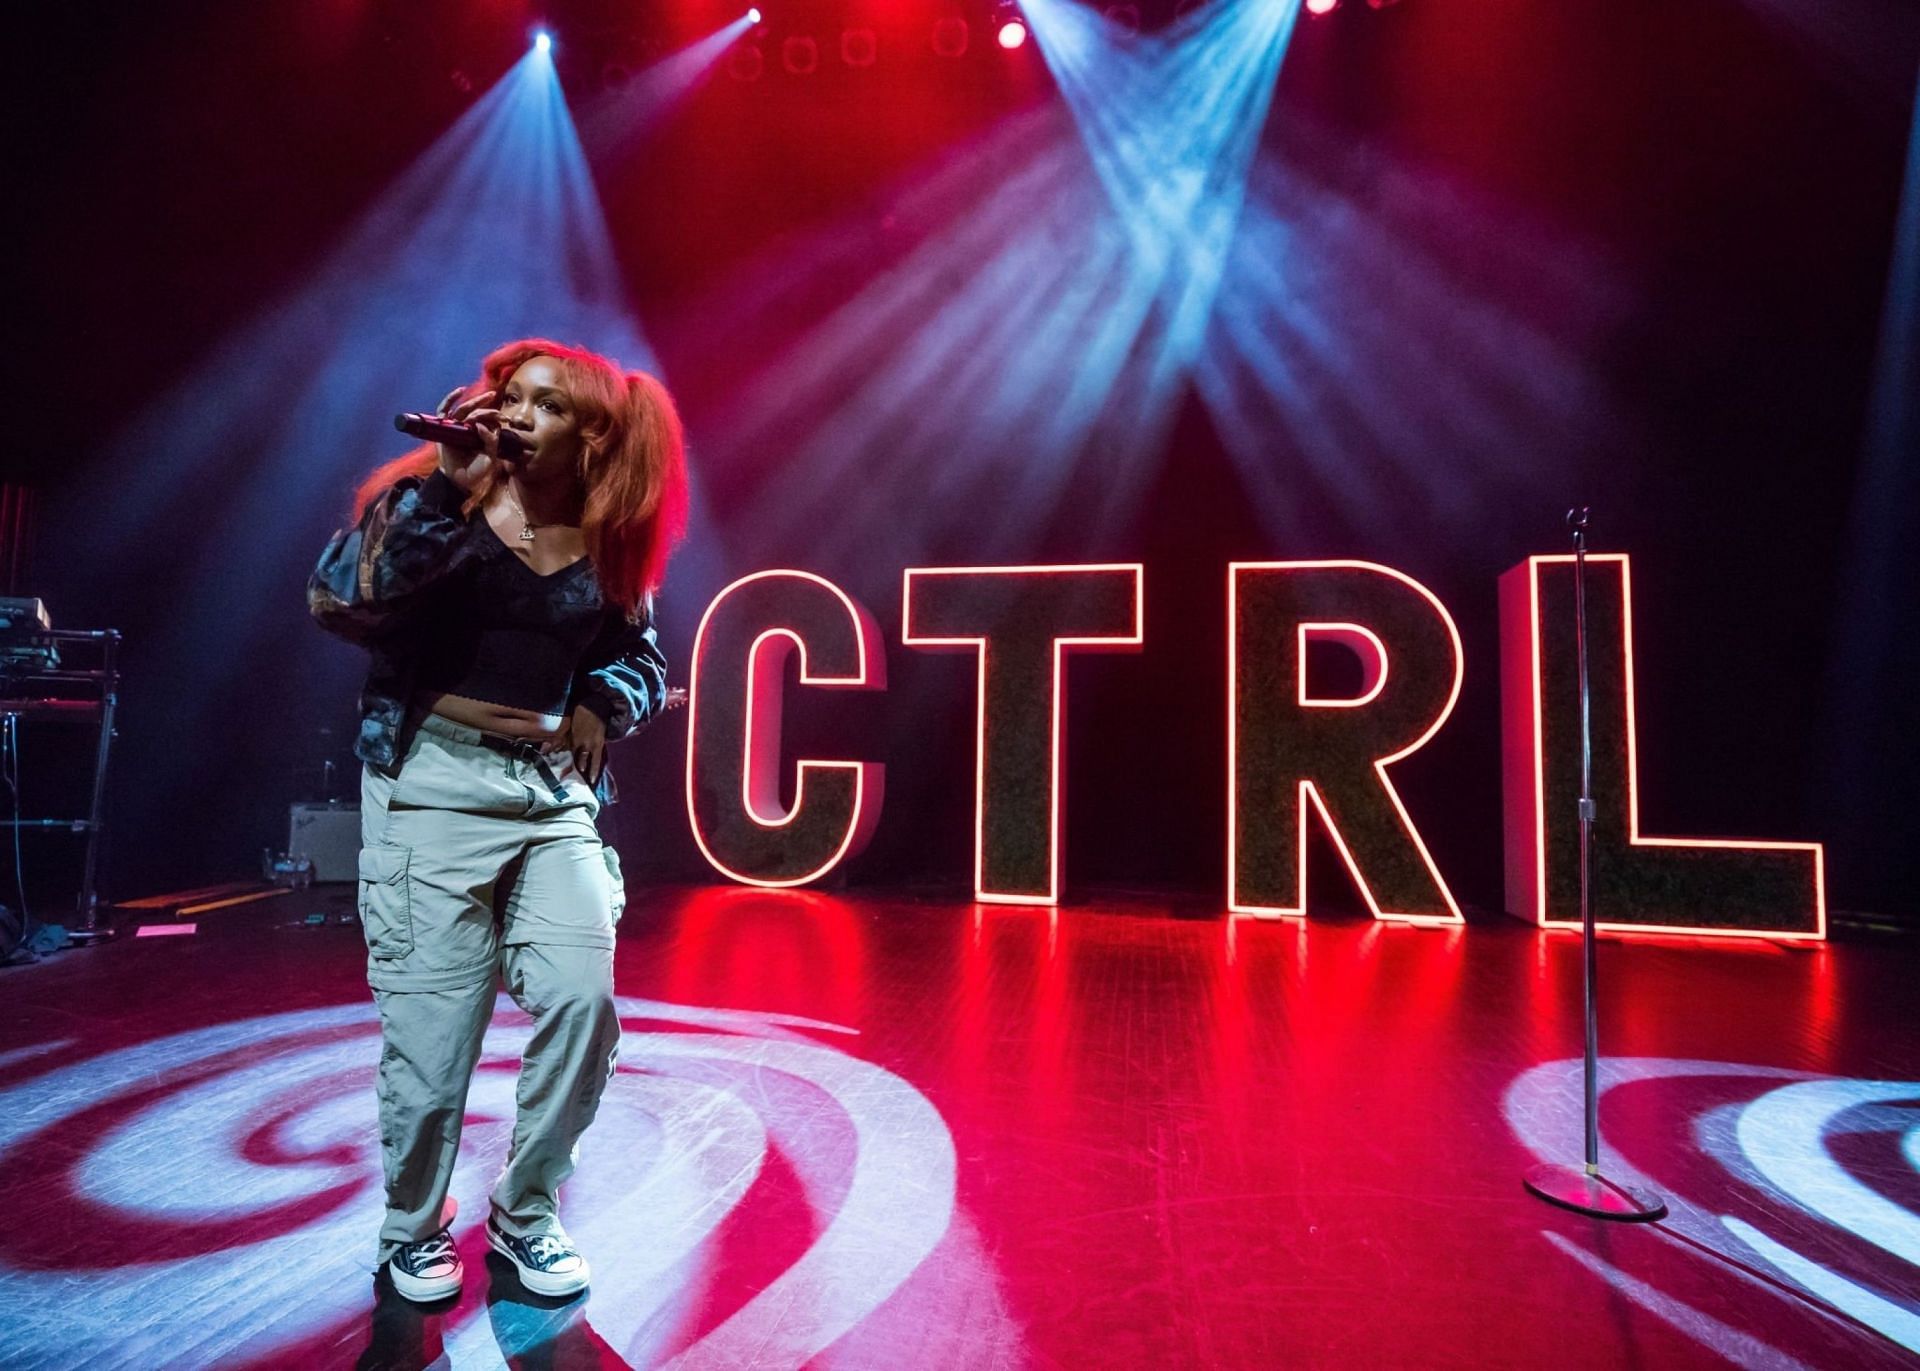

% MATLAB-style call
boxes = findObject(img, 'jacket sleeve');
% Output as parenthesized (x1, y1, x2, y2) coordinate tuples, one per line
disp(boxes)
(572, 603, 669, 742)
(307, 469, 479, 647)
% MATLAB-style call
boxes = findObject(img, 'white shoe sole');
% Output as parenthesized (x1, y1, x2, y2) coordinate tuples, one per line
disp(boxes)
(388, 1256, 462, 1303)
(485, 1226, 590, 1297)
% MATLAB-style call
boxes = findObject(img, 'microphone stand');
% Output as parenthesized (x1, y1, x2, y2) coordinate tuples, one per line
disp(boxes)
(1523, 507, 1667, 1221)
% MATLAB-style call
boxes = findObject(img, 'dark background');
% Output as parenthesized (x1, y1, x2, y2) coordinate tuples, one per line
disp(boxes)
(12, 0, 1918, 923)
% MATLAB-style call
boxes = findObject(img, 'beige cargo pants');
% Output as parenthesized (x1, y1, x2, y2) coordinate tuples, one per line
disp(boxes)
(357, 710, 626, 1267)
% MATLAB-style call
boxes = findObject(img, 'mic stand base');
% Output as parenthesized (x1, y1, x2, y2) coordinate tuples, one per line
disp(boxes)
(1524, 1162, 1667, 1222)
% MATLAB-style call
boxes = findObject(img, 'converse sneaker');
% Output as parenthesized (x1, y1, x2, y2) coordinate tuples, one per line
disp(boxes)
(485, 1218, 590, 1297)
(387, 1227, 462, 1303)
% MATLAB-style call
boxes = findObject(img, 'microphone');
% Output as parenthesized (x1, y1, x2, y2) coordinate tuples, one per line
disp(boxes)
(393, 412, 529, 459)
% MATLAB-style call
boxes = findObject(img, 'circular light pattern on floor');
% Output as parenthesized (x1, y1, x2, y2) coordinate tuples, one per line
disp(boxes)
(0, 997, 979, 1370)
(1505, 1057, 1920, 1358)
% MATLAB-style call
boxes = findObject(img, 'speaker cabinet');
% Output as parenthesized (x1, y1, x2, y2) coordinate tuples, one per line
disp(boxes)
(289, 803, 361, 882)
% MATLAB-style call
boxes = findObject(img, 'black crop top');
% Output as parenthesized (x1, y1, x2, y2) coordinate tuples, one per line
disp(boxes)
(414, 519, 607, 716)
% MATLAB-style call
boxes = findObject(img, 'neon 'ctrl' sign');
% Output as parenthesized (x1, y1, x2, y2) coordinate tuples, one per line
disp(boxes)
(680, 560, 1825, 939)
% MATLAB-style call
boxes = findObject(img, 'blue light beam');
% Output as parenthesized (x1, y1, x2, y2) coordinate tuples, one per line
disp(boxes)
(47, 46, 707, 885)
(679, 106, 1188, 574)
(656, 1, 1302, 583)
(1193, 126, 1636, 545)
(1022, 0, 1301, 411)
(580, 19, 754, 162)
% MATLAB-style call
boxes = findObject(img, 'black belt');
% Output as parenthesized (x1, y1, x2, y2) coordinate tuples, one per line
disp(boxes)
(474, 731, 570, 801)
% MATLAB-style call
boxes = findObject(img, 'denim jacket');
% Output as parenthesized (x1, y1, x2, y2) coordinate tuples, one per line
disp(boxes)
(307, 468, 669, 780)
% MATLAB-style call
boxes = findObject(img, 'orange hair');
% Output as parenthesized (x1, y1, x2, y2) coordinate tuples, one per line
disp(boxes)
(353, 339, 688, 615)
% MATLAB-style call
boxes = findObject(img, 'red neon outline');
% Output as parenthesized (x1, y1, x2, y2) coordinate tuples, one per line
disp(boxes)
(1519, 554, 1826, 941)
(685, 569, 882, 889)
(743, 629, 805, 826)
(1227, 561, 1466, 927)
(1297, 621, 1389, 707)
(902, 563, 1145, 907)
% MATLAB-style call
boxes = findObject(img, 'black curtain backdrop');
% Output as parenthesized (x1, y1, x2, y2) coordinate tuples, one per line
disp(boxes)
(17, 0, 1919, 923)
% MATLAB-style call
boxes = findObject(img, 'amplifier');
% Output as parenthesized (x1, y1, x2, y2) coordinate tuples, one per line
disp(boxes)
(0, 598, 57, 674)
(0, 598, 51, 633)
(289, 803, 361, 881)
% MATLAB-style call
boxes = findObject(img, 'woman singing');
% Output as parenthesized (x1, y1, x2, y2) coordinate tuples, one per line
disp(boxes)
(309, 339, 687, 1303)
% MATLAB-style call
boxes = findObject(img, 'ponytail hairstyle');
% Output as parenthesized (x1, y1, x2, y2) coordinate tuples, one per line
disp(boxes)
(353, 339, 689, 616)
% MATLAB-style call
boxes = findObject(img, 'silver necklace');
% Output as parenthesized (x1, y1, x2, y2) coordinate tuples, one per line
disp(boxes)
(503, 478, 541, 542)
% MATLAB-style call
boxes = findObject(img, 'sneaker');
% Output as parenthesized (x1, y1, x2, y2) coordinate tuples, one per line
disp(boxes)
(485, 1218, 590, 1297)
(387, 1227, 462, 1303)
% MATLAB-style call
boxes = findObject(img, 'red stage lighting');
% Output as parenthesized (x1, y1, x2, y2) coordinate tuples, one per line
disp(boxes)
(1307, 0, 1340, 13)
(841, 28, 877, 67)
(728, 42, 765, 81)
(931, 16, 969, 57)
(782, 35, 818, 75)
(998, 20, 1027, 49)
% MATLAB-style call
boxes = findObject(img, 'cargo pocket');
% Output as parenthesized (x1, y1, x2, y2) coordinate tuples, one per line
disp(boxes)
(601, 844, 627, 926)
(357, 844, 414, 959)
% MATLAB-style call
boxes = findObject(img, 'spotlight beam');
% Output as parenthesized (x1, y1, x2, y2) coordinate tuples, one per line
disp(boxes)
(684, 109, 1194, 572)
(581, 21, 751, 159)
(1020, 0, 1301, 412)
(1192, 128, 1632, 546)
(47, 45, 720, 869)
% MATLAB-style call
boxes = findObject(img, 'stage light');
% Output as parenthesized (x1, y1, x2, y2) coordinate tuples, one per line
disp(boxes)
(728, 42, 765, 81)
(747, 7, 762, 23)
(842, 27, 877, 67)
(782, 35, 819, 75)
(1306, 0, 1339, 12)
(931, 16, 969, 57)
(62, 37, 674, 854)
(993, 2, 1028, 49)
(1014, 0, 1303, 429)
(533, 29, 553, 53)
(580, 23, 759, 160)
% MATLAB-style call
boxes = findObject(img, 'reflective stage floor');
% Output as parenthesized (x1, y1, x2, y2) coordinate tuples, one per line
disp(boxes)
(1, 886, 1915, 1369)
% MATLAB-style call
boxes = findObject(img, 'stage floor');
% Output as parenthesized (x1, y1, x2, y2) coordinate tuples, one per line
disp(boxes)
(1, 885, 1916, 1370)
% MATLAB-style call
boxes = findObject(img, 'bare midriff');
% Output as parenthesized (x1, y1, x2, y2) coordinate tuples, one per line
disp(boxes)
(424, 690, 565, 740)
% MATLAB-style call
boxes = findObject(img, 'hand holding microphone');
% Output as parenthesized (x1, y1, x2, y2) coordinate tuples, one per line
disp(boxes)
(395, 386, 529, 493)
